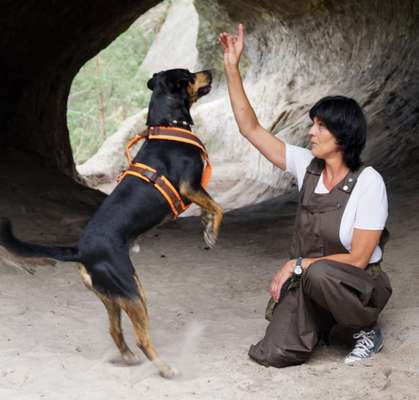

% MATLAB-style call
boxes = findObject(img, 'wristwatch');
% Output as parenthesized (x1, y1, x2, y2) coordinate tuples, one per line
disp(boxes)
(294, 257, 303, 276)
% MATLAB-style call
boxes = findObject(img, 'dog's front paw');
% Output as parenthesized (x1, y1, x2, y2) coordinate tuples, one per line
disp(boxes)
(204, 227, 218, 248)
(200, 210, 210, 227)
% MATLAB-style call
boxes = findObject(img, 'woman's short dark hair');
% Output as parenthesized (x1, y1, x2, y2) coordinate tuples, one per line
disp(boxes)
(309, 95, 367, 171)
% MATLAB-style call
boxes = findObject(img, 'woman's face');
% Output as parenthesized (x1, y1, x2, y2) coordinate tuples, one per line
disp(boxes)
(309, 117, 341, 159)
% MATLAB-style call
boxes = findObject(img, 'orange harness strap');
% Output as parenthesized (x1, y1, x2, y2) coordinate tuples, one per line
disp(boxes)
(118, 126, 212, 218)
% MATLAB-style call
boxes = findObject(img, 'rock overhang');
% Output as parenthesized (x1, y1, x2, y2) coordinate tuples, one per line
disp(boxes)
(1, 0, 419, 240)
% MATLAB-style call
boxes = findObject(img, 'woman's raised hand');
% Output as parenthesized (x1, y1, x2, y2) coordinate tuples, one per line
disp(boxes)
(218, 24, 244, 68)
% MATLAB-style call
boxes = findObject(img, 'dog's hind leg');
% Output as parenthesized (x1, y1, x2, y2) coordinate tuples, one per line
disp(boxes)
(79, 265, 138, 364)
(179, 183, 223, 248)
(117, 276, 178, 379)
(100, 295, 139, 364)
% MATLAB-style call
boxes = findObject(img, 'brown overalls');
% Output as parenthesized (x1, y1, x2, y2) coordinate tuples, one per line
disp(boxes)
(248, 158, 392, 368)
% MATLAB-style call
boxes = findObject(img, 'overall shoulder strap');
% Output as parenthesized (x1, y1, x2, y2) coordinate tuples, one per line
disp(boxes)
(337, 164, 366, 194)
(300, 157, 324, 195)
(306, 157, 324, 176)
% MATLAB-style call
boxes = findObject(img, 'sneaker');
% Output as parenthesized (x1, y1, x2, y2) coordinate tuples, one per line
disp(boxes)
(344, 328, 384, 364)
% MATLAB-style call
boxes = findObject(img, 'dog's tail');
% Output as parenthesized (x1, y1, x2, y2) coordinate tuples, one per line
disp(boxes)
(0, 218, 80, 262)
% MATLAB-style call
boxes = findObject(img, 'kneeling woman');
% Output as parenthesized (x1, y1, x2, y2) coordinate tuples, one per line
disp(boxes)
(218, 25, 392, 366)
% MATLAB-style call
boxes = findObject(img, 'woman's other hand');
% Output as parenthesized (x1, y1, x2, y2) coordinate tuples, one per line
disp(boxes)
(218, 23, 244, 69)
(270, 260, 295, 302)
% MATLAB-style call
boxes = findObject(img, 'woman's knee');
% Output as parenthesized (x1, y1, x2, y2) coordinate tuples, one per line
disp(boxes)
(303, 260, 335, 288)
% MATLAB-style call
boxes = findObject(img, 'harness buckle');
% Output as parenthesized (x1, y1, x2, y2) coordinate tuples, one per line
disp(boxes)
(142, 170, 159, 182)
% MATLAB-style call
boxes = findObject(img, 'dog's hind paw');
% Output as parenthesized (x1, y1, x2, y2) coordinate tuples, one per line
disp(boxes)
(160, 366, 180, 379)
(121, 351, 141, 365)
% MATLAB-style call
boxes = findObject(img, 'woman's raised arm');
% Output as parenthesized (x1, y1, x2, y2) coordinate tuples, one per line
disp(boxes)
(218, 24, 287, 170)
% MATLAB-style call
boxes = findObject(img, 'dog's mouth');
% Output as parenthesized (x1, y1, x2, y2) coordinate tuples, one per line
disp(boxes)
(198, 84, 211, 97)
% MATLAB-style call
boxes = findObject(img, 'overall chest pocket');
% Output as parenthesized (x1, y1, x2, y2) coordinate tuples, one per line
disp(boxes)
(298, 201, 344, 258)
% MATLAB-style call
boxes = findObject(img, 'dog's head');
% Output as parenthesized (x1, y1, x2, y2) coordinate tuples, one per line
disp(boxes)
(147, 69, 212, 105)
(146, 68, 212, 127)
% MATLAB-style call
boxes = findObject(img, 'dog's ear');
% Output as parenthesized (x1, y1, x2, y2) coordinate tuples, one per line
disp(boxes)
(147, 73, 158, 91)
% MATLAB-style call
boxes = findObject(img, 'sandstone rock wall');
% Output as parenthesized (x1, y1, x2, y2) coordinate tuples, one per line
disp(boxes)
(0, 0, 160, 177)
(80, 0, 419, 210)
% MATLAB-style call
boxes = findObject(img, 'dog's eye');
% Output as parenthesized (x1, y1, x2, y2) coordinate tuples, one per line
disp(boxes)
(176, 78, 192, 88)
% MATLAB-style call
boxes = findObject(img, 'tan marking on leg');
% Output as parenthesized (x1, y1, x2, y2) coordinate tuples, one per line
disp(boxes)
(78, 264, 137, 363)
(117, 296, 178, 378)
(79, 265, 93, 289)
(133, 273, 148, 315)
(99, 294, 138, 364)
(180, 183, 223, 247)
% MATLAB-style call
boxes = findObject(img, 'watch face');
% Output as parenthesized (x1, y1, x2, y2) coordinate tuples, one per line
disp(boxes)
(294, 265, 303, 275)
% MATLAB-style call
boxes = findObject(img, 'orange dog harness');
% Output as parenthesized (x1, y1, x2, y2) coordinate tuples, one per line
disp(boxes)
(118, 126, 212, 218)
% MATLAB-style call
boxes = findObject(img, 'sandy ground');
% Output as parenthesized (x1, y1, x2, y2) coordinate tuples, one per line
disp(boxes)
(1, 185, 418, 400)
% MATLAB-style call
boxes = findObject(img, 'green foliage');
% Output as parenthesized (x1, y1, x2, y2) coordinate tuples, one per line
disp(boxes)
(68, 20, 158, 164)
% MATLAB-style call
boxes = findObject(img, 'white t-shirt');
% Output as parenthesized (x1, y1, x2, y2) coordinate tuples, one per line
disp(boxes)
(286, 143, 388, 263)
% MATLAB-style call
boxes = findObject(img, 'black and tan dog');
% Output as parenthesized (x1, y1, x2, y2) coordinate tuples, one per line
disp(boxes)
(0, 68, 223, 378)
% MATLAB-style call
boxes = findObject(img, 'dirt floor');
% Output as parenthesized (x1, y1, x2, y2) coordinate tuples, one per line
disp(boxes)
(1, 177, 418, 399)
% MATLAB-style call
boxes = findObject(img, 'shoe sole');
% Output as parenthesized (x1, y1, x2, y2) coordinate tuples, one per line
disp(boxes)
(375, 339, 384, 353)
